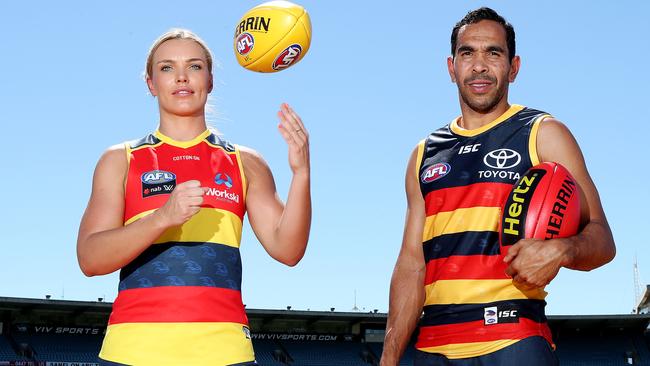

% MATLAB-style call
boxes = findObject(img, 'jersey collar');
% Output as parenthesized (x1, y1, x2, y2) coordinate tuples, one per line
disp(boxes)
(153, 129, 212, 148)
(450, 104, 524, 137)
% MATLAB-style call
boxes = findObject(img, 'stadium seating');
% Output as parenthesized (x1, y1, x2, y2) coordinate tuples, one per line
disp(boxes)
(555, 332, 650, 366)
(252, 339, 289, 365)
(280, 340, 369, 366)
(633, 335, 650, 365)
(2, 330, 650, 365)
(0, 335, 23, 361)
(9, 333, 101, 363)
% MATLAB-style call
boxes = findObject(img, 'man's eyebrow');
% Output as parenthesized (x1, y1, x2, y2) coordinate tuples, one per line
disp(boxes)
(486, 45, 506, 53)
(457, 45, 475, 54)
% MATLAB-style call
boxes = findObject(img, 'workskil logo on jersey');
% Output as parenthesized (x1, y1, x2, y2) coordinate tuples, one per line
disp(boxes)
(141, 170, 176, 198)
(421, 163, 451, 183)
(206, 172, 240, 204)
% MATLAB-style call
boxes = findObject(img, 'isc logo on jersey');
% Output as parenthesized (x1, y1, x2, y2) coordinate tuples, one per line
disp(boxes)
(206, 172, 240, 204)
(421, 163, 451, 183)
(272, 44, 302, 71)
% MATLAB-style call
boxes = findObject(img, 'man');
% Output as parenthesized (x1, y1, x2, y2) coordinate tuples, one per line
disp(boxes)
(380, 7, 615, 366)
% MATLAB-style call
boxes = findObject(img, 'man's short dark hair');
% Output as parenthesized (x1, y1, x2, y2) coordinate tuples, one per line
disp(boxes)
(451, 7, 516, 62)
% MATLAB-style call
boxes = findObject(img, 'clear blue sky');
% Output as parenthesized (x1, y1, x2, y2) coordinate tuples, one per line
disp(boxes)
(1, 1, 648, 315)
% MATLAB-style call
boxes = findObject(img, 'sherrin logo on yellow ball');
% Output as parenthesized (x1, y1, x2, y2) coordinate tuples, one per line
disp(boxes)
(234, 0, 312, 73)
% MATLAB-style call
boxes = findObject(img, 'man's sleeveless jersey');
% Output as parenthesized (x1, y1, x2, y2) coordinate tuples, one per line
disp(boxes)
(99, 129, 255, 366)
(415, 105, 554, 359)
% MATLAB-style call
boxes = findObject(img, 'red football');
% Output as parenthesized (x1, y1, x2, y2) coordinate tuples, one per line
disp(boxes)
(499, 162, 581, 247)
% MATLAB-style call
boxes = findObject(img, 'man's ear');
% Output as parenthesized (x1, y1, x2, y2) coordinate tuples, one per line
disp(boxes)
(447, 56, 457, 83)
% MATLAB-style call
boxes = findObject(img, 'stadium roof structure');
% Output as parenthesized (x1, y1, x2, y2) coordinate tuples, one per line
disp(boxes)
(1, 296, 650, 335)
(637, 285, 650, 314)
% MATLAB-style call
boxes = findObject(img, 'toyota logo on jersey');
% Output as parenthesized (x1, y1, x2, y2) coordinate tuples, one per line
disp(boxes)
(483, 148, 521, 169)
(272, 44, 302, 70)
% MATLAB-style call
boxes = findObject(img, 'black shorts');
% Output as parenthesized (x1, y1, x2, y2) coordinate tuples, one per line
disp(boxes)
(413, 336, 559, 366)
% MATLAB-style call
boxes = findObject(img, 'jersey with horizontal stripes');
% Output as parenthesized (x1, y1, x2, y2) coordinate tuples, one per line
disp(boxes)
(414, 104, 554, 359)
(99, 129, 255, 366)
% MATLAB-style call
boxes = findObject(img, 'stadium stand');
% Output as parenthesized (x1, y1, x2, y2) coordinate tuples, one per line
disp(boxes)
(0, 334, 23, 361)
(1, 297, 649, 365)
(10, 332, 102, 363)
(552, 315, 650, 366)
(251, 339, 288, 365)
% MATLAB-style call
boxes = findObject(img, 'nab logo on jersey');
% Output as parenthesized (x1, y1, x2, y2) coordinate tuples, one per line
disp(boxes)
(141, 170, 176, 198)
(421, 163, 451, 183)
(272, 44, 302, 71)
(236, 33, 254, 55)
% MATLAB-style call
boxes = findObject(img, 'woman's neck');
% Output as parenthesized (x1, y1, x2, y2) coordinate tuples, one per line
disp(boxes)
(158, 114, 208, 141)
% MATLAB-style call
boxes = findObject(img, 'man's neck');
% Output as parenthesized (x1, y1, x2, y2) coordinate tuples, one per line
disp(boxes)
(457, 101, 511, 130)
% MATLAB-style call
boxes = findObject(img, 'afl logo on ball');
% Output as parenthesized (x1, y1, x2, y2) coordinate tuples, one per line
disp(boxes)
(272, 44, 302, 70)
(421, 163, 451, 183)
(236, 32, 254, 55)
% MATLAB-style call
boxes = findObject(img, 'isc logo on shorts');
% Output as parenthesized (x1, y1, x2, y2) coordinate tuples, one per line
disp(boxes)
(484, 306, 519, 325)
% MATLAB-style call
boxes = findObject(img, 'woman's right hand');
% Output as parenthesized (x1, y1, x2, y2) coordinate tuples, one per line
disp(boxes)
(154, 180, 206, 227)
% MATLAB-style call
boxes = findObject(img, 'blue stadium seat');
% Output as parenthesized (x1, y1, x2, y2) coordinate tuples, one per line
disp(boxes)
(252, 339, 289, 365)
(10, 333, 102, 362)
(280, 340, 370, 366)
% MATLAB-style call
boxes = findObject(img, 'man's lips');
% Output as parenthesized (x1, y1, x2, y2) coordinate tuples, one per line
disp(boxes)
(466, 80, 494, 93)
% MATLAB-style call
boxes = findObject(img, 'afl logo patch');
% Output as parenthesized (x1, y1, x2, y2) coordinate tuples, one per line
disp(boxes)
(421, 163, 451, 183)
(236, 32, 254, 55)
(141, 170, 176, 198)
(272, 44, 302, 70)
(141, 170, 176, 184)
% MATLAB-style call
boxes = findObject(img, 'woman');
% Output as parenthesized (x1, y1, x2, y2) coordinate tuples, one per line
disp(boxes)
(77, 28, 311, 365)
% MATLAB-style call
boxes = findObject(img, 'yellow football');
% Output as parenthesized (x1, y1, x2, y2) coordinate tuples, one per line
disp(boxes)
(234, 1, 312, 73)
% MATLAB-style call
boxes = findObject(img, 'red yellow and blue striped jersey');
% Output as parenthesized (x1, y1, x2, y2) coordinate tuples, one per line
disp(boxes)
(415, 105, 554, 359)
(99, 129, 255, 365)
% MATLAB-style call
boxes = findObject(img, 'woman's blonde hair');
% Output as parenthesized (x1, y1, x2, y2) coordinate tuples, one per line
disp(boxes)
(144, 28, 213, 80)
